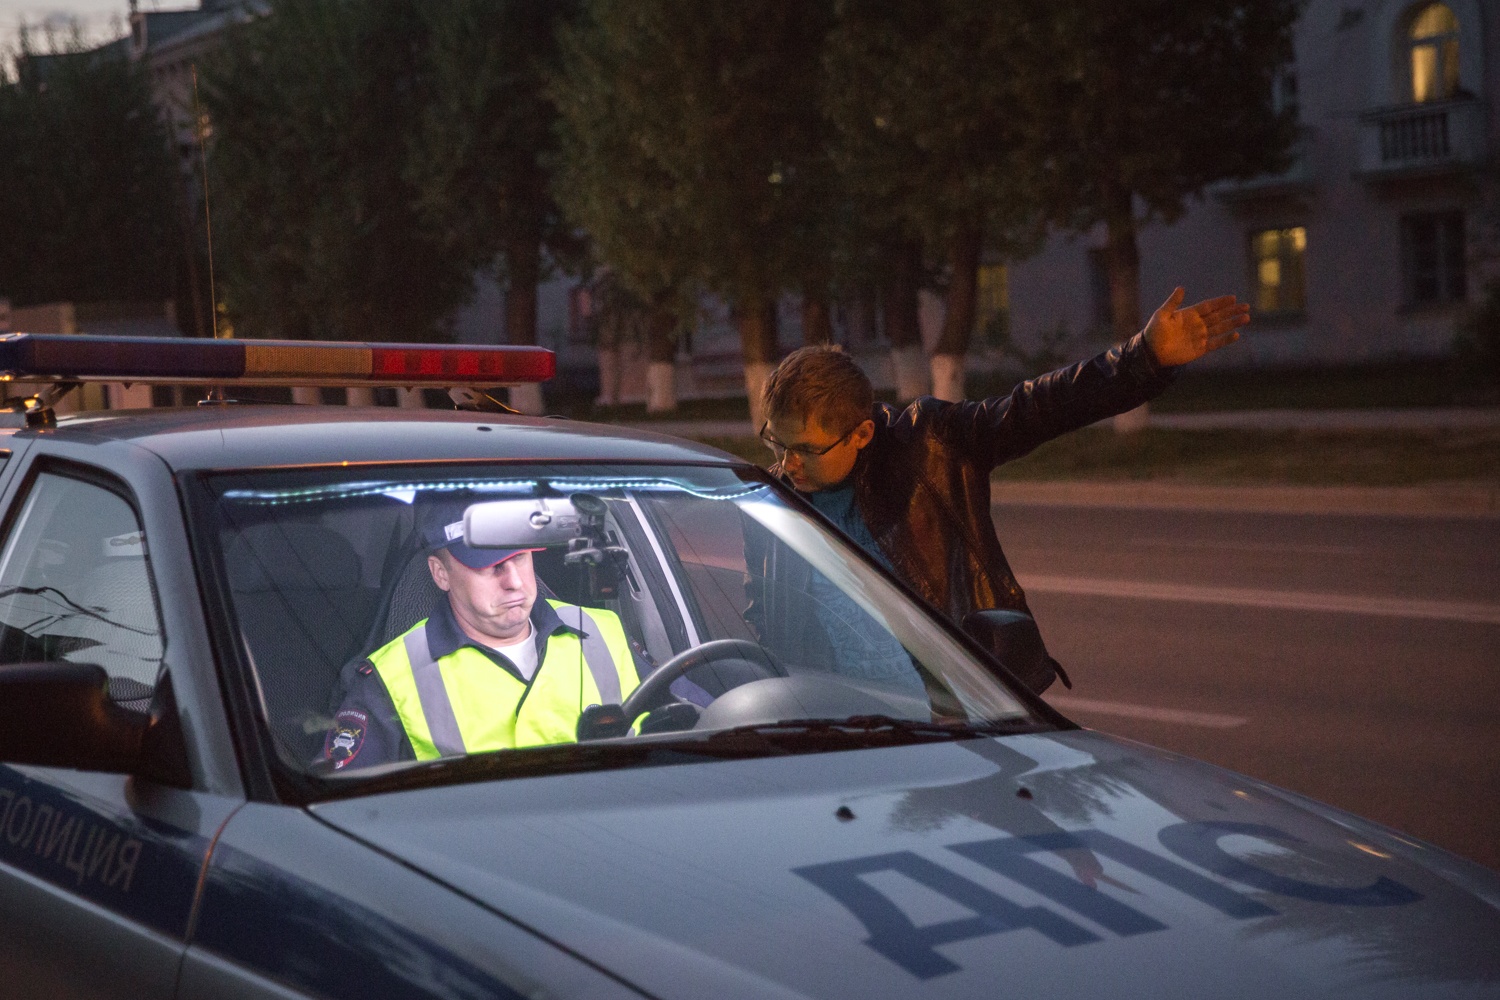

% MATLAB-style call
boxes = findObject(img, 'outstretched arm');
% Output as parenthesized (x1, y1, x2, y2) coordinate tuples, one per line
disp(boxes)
(1144, 288, 1249, 367)
(922, 288, 1248, 468)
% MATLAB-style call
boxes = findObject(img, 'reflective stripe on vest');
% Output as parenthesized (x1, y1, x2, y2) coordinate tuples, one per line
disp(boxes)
(372, 601, 637, 760)
(556, 603, 621, 705)
(403, 625, 467, 757)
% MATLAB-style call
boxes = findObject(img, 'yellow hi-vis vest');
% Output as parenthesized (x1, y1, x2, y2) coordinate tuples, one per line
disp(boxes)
(370, 600, 639, 760)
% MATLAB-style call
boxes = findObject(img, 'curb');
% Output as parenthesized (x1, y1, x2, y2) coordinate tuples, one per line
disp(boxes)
(990, 480, 1500, 519)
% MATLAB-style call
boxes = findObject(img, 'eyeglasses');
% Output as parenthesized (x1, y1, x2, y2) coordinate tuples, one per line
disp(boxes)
(758, 421, 856, 460)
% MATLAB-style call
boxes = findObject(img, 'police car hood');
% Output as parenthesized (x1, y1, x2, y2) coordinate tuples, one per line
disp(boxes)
(311, 730, 1500, 999)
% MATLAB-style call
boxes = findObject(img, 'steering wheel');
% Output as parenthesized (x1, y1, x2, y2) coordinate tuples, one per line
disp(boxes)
(621, 639, 784, 721)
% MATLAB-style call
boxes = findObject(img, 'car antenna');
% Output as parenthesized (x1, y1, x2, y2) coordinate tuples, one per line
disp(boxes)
(192, 64, 232, 405)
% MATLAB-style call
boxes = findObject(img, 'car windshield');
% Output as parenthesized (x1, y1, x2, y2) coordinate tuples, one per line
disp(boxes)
(201, 462, 1041, 784)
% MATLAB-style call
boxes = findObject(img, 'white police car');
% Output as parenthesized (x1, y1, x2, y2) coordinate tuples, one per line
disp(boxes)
(0, 334, 1496, 999)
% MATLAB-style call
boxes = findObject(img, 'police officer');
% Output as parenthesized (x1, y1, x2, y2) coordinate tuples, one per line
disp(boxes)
(323, 502, 645, 770)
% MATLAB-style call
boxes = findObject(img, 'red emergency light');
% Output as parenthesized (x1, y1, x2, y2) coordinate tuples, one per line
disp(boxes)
(0, 334, 555, 387)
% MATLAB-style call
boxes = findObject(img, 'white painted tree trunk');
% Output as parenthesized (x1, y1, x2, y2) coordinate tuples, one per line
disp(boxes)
(291, 387, 321, 405)
(346, 387, 376, 407)
(1112, 402, 1150, 433)
(645, 361, 677, 413)
(107, 383, 152, 410)
(890, 344, 930, 401)
(395, 388, 426, 409)
(52, 385, 82, 416)
(929, 353, 966, 402)
(508, 383, 545, 416)
(594, 346, 621, 407)
(743, 361, 773, 434)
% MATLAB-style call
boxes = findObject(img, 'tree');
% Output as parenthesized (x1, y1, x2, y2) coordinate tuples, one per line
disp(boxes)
(551, 0, 837, 428)
(203, 0, 472, 344)
(552, 2, 703, 413)
(824, 0, 1046, 400)
(406, 0, 580, 414)
(0, 33, 179, 311)
(1024, 0, 1298, 359)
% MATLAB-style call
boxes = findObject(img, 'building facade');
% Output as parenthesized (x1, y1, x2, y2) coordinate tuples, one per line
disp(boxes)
(127, 0, 266, 177)
(1008, 0, 1498, 371)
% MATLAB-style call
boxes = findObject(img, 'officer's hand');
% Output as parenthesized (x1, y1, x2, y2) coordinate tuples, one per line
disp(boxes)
(1143, 288, 1249, 367)
(638, 701, 701, 735)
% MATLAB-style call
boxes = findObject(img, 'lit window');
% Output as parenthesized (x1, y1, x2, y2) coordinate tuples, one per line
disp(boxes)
(1250, 227, 1307, 315)
(1409, 3, 1459, 103)
(1400, 211, 1466, 306)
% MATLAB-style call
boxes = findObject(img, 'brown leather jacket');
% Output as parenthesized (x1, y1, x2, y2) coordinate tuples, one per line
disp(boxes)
(751, 332, 1175, 688)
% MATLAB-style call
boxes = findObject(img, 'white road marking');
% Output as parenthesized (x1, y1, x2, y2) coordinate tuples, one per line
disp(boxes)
(1022, 574, 1500, 626)
(1046, 696, 1248, 729)
(1123, 537, 1365, 556)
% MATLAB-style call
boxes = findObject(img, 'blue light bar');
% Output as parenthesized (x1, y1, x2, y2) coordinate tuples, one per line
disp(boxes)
(0, 334, 555, 387)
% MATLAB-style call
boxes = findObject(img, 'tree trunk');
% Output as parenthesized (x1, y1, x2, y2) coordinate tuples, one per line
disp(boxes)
(1102, 176, 1149, 433)
(509, 382, 545, 416)
(175, 196, 207, 338)
(882, 238, 929, 401)
(504, 237, 541, 347)
(594, 293, 621, 407)
(107, 383, 152, 410)
(801, 291, 833, 345)
(503, 236, 544, 415)
(930, 224, 982, 402)
(594, 348, 621, 407)
(645, 306, 678, 412)
(739, 296, 778, 432)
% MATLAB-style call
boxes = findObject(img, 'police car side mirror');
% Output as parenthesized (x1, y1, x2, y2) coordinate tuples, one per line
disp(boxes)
(464, 498, 585, 548)
(0, 662, 190, 788)
(960, 610, 1069, 696)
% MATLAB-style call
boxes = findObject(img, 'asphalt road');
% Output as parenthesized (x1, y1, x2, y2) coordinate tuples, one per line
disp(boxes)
(995, 500, 1500, 871)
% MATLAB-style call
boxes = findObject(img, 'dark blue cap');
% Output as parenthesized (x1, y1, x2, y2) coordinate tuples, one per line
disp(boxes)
(419, 501, 538, 570)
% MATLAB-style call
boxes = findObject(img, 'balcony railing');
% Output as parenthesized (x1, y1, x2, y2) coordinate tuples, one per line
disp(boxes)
(1357, 98, 1488, 177)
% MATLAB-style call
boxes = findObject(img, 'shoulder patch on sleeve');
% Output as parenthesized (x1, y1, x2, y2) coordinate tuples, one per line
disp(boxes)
(325, 709, 369, 769)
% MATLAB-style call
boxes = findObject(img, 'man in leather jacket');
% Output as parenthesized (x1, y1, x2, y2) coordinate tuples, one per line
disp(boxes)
(752, 288, 1249, 694)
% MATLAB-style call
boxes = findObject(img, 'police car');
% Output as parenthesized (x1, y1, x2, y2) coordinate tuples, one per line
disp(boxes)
(0, 334, 1496, 1000)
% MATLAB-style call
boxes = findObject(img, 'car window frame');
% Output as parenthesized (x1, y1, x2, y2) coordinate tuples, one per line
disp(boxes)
(0, 457, 170, 691)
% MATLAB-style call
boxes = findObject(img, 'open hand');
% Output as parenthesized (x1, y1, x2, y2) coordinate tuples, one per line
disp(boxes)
(1143, 288, 1249, 367)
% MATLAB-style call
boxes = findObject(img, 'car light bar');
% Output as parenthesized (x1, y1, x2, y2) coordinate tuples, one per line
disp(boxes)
(0, 334, 555, 387)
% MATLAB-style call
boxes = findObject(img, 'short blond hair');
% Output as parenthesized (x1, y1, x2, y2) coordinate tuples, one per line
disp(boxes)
(760, 346, 872, 433)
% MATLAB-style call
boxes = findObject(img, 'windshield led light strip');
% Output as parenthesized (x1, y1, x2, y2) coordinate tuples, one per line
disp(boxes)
(547, 479, 769, 500)
(0, 334, 554, 387)
(221, 479, 543, 505)
(220, 477, 766, 506)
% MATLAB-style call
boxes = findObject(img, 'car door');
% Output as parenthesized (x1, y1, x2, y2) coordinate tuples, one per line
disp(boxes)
(0, 460, 226, 999)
